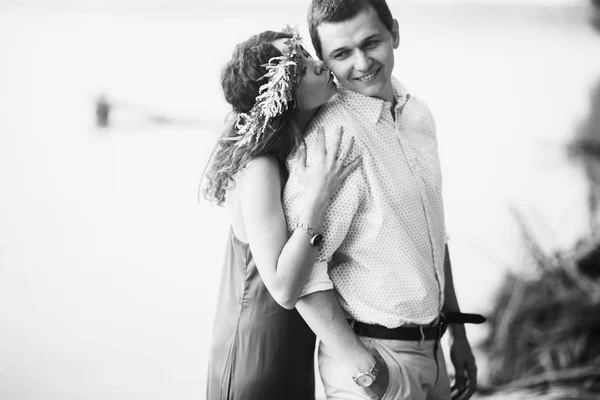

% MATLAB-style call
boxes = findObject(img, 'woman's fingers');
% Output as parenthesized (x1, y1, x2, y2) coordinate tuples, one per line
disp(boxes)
(328, 126, 343, 163)
(297, 144, 307, 173)
(299, 125, 361, 197)
(315, 126, 326, 158)
(339, 155, 362, 181)
(337, 135, 354, 164)
(305, 125, 360, 184)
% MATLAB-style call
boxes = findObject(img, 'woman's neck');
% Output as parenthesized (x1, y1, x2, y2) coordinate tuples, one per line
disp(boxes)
(297, 107, 318, 132)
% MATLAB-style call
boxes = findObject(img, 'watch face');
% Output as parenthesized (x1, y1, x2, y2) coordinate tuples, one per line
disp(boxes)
(310, 233, 324, 247)
(355, 374, 375, 387)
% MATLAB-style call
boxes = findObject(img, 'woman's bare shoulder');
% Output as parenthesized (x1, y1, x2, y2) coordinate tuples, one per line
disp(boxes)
(238, 155, 282, 189)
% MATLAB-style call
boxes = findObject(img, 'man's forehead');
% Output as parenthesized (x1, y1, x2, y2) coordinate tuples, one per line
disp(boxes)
(317, 9, 388, 52)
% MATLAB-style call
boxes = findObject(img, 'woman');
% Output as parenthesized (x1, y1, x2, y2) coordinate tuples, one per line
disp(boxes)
(203, 28, 361, 399)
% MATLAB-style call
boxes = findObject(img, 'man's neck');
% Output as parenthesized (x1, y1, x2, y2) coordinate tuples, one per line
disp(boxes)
(378, 81, 395, 106)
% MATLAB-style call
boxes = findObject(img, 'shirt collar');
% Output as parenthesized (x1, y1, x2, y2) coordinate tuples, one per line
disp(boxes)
(335, 77, 409, 125)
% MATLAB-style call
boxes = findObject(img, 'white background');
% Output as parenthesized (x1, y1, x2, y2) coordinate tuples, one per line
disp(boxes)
(1, 0, 599, 398)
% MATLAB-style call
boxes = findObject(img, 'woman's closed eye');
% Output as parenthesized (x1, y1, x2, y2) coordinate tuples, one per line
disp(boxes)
(297, 45, 312, 59)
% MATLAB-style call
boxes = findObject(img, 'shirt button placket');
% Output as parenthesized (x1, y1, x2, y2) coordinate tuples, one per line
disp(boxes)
(413, 161, 444, 312)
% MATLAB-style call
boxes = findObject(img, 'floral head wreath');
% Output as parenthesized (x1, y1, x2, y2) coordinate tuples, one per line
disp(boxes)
(232, 25, 306, 148)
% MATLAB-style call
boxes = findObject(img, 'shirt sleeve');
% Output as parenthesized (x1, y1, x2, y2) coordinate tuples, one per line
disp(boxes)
(283, 121, 364, 298)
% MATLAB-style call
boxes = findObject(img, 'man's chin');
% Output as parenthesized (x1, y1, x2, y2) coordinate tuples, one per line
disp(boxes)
(348, 82, 386, 99)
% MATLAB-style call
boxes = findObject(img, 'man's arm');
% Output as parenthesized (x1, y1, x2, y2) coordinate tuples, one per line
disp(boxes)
(442, 244, 462, 315)
(443, 245, 477, 400)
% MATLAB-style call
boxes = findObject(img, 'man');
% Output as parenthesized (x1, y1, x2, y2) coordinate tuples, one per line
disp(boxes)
(283, 0, 478, 399)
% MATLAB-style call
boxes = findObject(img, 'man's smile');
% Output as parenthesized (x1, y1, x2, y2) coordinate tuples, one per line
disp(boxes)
(354, 67, 381, 82)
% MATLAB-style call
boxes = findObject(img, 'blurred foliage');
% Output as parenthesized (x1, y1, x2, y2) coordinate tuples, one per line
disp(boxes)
(479, 213, 600, 397)
(593, 0, 600, 33)
(569, 79, 600, 228)
(476, 12, 600, 397)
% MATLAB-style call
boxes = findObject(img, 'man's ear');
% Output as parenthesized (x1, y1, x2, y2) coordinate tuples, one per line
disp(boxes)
(391, 19, 400, 49)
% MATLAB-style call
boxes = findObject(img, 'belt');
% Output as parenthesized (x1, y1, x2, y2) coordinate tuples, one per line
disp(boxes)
(349, 312, 486, 341)
(351, 321, 441, 340)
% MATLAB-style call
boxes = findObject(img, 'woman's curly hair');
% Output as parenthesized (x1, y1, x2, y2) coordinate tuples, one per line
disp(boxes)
(202, 31, 305, 205)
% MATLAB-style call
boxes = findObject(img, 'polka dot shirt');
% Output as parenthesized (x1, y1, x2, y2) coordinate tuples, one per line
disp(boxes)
(283, 78, 446, 328)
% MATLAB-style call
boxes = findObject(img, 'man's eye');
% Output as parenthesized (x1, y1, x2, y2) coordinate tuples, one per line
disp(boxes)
(333, 51, 350, 60)
(364, 40, 379, 49)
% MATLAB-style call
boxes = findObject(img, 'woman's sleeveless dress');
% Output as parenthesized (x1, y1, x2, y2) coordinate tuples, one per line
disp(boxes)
(206, 227, 316, 399)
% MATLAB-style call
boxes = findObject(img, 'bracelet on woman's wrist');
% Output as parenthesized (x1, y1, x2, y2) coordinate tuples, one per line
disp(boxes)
(295, 222, 324, 247)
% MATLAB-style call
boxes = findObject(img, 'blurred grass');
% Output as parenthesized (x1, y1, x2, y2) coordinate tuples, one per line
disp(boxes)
(476, 78, 600, 399)
(475, 209, 600, 398)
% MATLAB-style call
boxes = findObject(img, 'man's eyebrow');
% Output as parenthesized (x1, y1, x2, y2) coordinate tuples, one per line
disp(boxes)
(327, 34, 382, 57)
(360, 34, 381, 44)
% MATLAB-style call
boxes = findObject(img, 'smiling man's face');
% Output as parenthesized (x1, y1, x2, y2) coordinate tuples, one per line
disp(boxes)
(317, 7, 399, 103)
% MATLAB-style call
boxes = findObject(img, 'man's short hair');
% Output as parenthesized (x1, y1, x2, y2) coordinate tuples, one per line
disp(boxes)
(308, 0, 394, 59)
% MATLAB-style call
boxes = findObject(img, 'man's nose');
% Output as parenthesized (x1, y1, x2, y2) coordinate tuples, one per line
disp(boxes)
(354, 50, 372, 72)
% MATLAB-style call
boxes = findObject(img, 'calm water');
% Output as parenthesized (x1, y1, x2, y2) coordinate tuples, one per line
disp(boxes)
(1, 1, 599, 399)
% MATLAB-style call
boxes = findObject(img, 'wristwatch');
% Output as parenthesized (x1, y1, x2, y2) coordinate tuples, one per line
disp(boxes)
(295, 222, 324, 247)
(353, 358, 381, 387)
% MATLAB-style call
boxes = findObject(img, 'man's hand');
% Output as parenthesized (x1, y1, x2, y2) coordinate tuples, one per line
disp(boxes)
(368, 356, 389, 399)
(449, 328, 477, 400)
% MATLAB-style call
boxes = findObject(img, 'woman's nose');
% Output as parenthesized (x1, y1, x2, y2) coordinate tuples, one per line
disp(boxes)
(313, 60, 328, 75)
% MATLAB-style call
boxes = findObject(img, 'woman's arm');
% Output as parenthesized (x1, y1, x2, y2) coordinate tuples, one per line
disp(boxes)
(239, 127, 359, 309)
